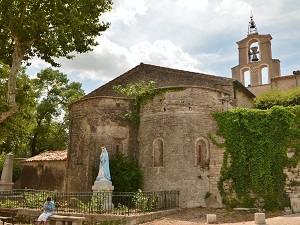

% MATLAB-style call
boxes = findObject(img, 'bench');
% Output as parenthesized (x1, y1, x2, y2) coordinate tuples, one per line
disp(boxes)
(0, 208, 18, 225)
(48, 215, 85, 225)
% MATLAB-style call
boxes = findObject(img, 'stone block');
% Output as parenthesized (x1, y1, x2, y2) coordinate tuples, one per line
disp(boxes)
(254, 213, 265, 224)
(206, 214, 217, 224)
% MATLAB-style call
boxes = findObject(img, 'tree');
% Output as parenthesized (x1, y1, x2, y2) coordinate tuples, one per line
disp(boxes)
(30, 68, 85, 156)
(0, 61, 37, 157)
(0, 0, 112, 122)
(0, 66, 85, 157)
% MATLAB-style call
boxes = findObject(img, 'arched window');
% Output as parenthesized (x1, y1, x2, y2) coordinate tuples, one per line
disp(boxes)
(112, 141, 123, 155)
(261, 66, 269, 84)
(153, 139, 164, 167)
(195, 138, 209, 168)
(249, 41, 260, 62)
(243, 70, 251, 87)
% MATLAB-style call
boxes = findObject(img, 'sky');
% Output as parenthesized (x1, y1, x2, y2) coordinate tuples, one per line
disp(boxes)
(26, 0, 300, 94)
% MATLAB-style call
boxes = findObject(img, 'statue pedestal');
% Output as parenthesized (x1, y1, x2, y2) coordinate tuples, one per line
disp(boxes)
(0, 182, 13, 191)
(0, 153, 14, 192)
(92, 179, 114, 210)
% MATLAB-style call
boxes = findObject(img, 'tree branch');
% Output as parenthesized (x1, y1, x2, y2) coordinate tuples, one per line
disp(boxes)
(19, 0, 28, 25)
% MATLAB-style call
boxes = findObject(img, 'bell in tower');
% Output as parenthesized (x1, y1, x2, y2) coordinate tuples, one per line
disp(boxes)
(250, 46, 259, 61)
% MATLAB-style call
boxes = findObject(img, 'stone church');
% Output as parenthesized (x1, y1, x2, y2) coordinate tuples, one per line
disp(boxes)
(21, 17, 300, 208)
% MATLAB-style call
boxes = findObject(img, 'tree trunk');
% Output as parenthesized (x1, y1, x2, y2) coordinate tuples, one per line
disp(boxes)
(0, 41, 24, 122)
(31, 132, 38, 157)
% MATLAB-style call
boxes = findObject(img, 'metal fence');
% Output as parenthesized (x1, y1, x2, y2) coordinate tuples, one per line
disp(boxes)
(0, 189, 179, 215)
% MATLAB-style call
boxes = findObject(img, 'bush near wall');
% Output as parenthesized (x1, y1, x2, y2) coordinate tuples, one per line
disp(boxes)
(109, 152, 143, 192)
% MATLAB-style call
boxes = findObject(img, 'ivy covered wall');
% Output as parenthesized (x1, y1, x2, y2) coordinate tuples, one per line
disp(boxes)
(213, 106, 300, 211)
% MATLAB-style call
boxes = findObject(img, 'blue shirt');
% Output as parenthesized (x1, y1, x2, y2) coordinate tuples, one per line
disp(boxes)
(43, 201, 55, 214)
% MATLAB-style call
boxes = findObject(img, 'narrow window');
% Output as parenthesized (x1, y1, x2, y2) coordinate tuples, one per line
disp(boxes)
(195, 139, 209, 168)
(113, 141, 123, 155)
(261, 67, 269, 84)
(153, 139, 163, 167)
(243, 70, 251, 87)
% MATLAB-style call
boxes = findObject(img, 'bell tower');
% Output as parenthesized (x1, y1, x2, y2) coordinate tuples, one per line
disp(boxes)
(232, 16, 281, 87)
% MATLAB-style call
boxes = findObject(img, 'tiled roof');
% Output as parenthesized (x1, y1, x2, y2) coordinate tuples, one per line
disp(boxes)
(22, 150, 67, 162)
(81, 62, 235, 100)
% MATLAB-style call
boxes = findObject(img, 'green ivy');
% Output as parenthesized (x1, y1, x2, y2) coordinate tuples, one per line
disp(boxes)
(213, 106, 300, 211)
(113, 81, 185, 126)
(254, 88, 300, 109)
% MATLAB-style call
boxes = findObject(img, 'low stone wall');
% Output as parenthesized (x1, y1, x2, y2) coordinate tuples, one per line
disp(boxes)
(16, 208, 180, 225)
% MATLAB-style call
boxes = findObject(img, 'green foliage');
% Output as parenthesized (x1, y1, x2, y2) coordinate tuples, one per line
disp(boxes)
(204, 192, 213, 199)
(109, 152, 143, 192)
(0, 152, 6, 172)
(71, 190, 106, 213)
(113, 81, 156, 126)
(0, 0, 112, 122)
(0, 198, 18, 208)
(0, 66, 85, 157)
(29, 68, 85, 156)
(0, 0, 112, 67)
(113, 81, 185, 126)
(0, 62, 36, 156)
(23, 191, 53, 208)
(213, 106, 300, 211)
(254, 88, 300, 109)
(132, 190, 158, 212)
(12, 160, 22, 182)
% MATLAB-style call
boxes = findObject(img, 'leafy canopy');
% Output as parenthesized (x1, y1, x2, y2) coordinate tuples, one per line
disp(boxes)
(0, 0, 112, 122)
(0, 66, 85, 157)
(0, 62, 36, 156)
(0, 0, 113, 66)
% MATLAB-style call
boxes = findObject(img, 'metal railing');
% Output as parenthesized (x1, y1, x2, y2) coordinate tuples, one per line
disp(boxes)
(0, 189, 179, 215)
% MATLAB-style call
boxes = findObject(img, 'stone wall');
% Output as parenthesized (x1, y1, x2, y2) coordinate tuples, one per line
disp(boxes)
(247, 74, 300, 96)
(285, 149, 300, 195)
(66, 96, 136, 192)
(138, 87, 239, 207)
(20, 160, 66, 191)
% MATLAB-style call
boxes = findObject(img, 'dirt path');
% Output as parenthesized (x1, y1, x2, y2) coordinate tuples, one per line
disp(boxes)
(139, 207, 283, 225)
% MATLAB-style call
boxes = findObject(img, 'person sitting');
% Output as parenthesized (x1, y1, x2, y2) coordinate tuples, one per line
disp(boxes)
(37, 197, 55, 225)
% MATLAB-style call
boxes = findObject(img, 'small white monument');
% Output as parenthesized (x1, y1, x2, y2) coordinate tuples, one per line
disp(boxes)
(92, 145, 114, 210)
(0, 153, 14, 191)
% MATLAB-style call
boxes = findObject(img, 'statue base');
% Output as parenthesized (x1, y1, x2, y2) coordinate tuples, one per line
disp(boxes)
(0, 182, 13, 191)
(92, 179, 114, 210)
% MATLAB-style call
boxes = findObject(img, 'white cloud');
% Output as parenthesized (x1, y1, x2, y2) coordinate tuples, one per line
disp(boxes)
(52, 38, 202, 83)
(176, 0, 208, 12)
(214, 0, 252, 17)
(103, 0, 148, 25)
(130, 40, 201, 72)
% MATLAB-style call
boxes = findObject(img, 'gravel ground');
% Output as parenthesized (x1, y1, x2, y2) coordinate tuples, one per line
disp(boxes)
(139, 207, 283, 225)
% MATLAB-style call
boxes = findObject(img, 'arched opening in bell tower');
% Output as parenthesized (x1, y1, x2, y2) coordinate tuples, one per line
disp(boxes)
(261, 66, 269, 84)
(241, 68, 251, 87)
(249, 41, 260, 63)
